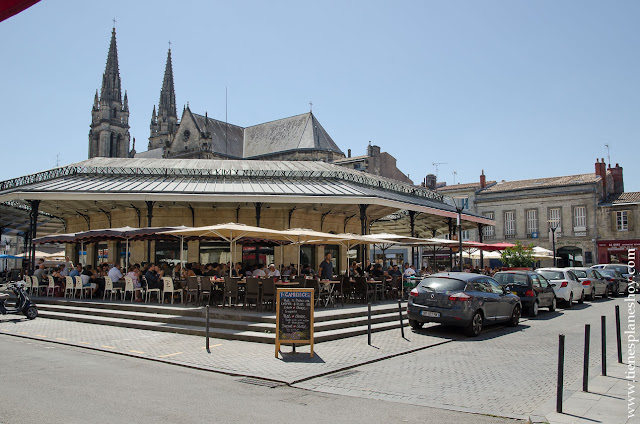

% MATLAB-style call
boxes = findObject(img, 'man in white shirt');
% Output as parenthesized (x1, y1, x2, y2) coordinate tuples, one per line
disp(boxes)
(266, 264, 280, 278)
(108, 264, 124, 283)
(252, 264, 266, 277)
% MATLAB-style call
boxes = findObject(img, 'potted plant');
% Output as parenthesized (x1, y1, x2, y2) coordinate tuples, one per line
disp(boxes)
(500, 241, 535, 269)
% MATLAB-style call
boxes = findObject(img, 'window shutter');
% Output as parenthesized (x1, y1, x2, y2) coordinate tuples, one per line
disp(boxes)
(611, 211, 617, 232)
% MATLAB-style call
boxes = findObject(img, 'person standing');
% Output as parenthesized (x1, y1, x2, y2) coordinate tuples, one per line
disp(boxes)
(318, 253, 333, 280)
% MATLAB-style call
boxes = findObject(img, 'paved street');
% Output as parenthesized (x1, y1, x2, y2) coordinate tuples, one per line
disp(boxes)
(0, 337, 518, 424)
(0, 295, 635, 423)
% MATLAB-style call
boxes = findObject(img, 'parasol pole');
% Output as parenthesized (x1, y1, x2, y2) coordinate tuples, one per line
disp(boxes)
(126, 238, 130, 268)
(179, 235, 184, 269)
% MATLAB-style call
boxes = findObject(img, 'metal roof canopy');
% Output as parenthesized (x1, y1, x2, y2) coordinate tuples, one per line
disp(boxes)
(0, 201, 65, 236)
(0, 158, 494, 233)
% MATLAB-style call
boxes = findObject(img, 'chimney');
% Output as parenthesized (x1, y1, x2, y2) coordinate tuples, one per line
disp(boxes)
(347, 149, 351, 158)
(480, 169, 486, 189)
(595, 158, 607, 194)
(426, 174, 437, 190)
(610, 163, 624, 194)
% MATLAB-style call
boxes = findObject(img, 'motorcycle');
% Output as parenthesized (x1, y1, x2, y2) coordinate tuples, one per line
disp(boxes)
(0, 281, 38, 319)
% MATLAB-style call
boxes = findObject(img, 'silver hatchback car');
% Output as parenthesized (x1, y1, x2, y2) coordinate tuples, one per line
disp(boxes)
(407, 272, 521, 336)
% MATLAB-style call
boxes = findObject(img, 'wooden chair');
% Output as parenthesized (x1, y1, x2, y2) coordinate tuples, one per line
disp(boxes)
(103, 276, 122, 301)
(199, 277, 212, 306)
(261, 278, 276, 311)
(243, 277, 260, 310)
(223, 277, 240, 308)
(185, 276, 200, 306)
(162, 277, 183, 304)
(354, 277, 374, 303)
(64, 276, 75, 298)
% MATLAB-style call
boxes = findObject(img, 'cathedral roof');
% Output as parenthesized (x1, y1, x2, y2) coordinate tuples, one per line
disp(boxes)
(190, 111, 244, 158)
(243, 112, 344, 158)
(100, 27, 122, 103)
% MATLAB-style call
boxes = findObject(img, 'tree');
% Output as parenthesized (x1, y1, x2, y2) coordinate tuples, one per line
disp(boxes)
(500, 241, 535, 268)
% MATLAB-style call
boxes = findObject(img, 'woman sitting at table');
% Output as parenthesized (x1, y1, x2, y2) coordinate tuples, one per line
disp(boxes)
(126, 264, 143, 302)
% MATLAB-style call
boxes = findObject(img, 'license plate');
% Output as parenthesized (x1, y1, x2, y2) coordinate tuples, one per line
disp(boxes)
(421, 311, 440, 318)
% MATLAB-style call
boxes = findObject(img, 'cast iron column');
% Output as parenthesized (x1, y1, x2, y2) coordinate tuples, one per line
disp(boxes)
(146, 201, 154, 263)
(29, 200, 40, 273)
(255, 202, 263, 227)
(478, 223, 484, 269)
(408, 210, 416, 266)
(359, 204, 369, 263)
(447, 218, 453, 270)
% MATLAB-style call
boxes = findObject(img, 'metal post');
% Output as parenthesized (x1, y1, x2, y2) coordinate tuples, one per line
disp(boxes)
(457, 209, 463, 271)
(601, 315, 606, 376)
(550, 226, 557, 267)
(205, 305, 210, 352)
(367, 302, 372, 346)
(583, 324, 590, 392)
(398, 299, 404, 338)
(615, 305, 622, 364)
(557, 334, 565, 413)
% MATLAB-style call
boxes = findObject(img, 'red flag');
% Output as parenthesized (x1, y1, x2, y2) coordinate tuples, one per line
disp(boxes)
(0, 0, 41, 23)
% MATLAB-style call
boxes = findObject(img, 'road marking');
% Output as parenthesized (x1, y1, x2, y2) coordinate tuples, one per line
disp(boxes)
(201, 344, 222, 349)
(55, 338, 68, 341)
(101, 345, 116, 349)
(77, 341, 90, 345)
(158, 352, 183, 358)
(129, 350, 145, 354)
(18, 332, 28, 334)
(34, 334, 47, 337)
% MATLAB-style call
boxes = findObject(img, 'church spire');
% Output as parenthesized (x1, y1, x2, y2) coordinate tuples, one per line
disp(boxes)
(100, 27, 122, 103)
(158, 48, 177, 119)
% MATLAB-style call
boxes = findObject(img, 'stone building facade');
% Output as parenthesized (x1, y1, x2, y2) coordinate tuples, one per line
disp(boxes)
(596, 191, 640, 264)
(331, 143, 413, 184)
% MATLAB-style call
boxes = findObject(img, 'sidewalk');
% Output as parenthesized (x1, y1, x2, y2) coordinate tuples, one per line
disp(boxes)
(530, 361, 638, 424)
(0, 316, 456, 384)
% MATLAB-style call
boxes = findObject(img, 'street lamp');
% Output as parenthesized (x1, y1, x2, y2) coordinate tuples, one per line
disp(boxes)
(548, 219, 559, 267)
(452, 196, 469, 271)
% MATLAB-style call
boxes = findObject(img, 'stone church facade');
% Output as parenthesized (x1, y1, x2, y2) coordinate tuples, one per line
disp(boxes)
(89, 28, 411, 184)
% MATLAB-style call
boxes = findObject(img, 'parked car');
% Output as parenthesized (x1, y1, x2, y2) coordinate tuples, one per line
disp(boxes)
(407, 272, 521, 337)
(536, 268, 584, 307)
(596, 269, 628, 296)
(567, 267, 609, 300)
(591, 263, 634, 282)
(493, 271, 556, 316)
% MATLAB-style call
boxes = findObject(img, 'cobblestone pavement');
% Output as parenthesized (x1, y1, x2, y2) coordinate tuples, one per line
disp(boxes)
(293, 297, 631, 421)
(0, 296, 632, 422)
(0, 314, 454, 383)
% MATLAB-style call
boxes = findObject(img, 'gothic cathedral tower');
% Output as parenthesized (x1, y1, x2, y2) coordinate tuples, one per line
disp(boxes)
(89, 27, 131, 159)
(148, 48, 178, 151)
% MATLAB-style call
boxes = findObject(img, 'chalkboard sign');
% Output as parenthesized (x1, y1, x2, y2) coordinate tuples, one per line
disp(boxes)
(275, 288, 314, 358)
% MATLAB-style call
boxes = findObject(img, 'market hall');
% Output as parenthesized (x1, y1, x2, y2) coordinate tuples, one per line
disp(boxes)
(0, 157, 493, 273)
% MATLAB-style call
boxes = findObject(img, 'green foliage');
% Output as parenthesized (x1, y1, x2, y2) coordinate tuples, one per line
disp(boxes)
(500, 241, 535, 268)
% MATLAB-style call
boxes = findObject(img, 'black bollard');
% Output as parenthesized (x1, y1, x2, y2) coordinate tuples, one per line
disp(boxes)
(367, 302, 372, 346)
(398, 299, 405, 338)
(557, 334, 565, 413)
(615, 305, 622, 364)
(206, 305, 210, 352)
(601, 315, 606, 376)
(583, 324, 590, 392)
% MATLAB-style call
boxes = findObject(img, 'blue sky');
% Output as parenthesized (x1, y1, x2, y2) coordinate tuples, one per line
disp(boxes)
(1, 0, 638, 190)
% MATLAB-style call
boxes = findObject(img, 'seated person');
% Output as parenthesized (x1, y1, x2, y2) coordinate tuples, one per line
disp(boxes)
(266, 264, 280, 278)
(81, 265, 98, 296)
(252, 264, 266, 277)
(371, 263, 384, 280)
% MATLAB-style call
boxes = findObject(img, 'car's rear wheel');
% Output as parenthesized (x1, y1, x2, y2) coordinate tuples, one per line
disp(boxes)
(566, 293, 573, 308)
(465, 311, 483, 337)
(549, 297, 556, 312)
(529, 301, 539, 317)
(578, 291, 585, 304)
(409, 319, 423, 330)
(587, 286, 595, 301)
(508, 305, 521, 327)
(602, 287, 609, 298)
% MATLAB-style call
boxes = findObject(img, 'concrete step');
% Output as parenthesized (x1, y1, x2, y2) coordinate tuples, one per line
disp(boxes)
(37, 309, 409, 344)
